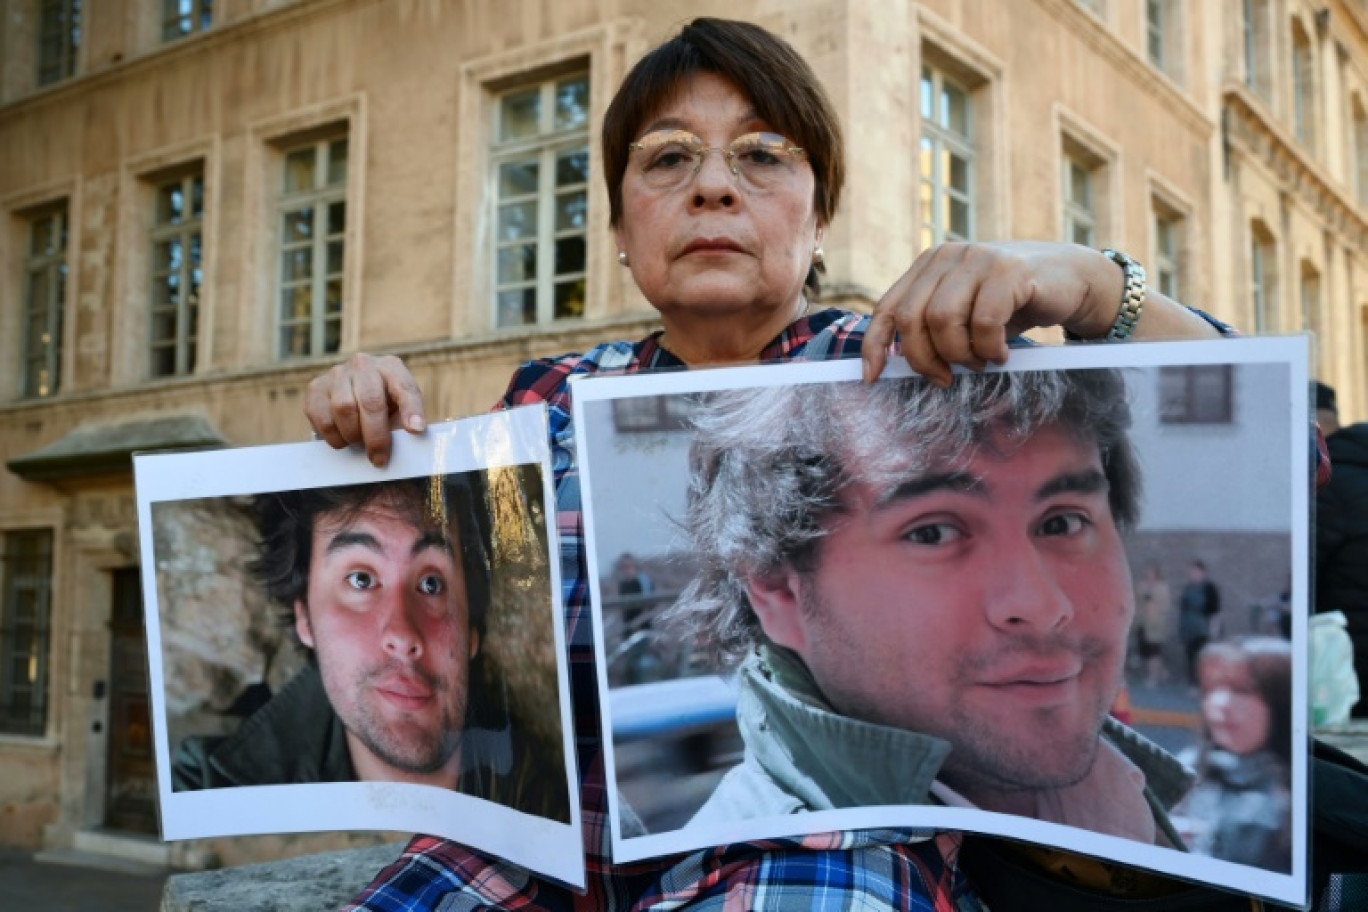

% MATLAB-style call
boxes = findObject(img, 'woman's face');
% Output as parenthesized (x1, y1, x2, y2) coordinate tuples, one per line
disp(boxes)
(615, 72, 823, 325)
(1200, 655, 1272, 756)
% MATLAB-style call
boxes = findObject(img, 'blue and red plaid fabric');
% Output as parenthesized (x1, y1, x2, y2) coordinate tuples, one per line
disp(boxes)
(343, 308, 1322, 912)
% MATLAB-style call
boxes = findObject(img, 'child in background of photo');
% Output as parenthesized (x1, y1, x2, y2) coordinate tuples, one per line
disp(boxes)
(1176, 637, 1293, 872)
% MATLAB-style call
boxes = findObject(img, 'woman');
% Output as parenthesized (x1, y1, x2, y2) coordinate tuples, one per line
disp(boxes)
(1136, 562, 1173, 687)
(312, 17, 1228, 912)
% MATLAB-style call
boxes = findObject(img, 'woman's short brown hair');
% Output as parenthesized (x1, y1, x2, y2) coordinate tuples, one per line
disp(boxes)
(602, 19, 845, 288)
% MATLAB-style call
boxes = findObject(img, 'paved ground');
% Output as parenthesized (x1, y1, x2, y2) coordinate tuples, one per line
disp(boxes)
(0, 848, 168, 912)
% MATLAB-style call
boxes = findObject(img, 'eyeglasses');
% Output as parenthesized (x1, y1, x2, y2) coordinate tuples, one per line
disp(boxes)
(627, 130, 807, 192)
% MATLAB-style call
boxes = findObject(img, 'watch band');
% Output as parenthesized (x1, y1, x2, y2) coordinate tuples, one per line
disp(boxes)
(1064, 248, 1148, 342)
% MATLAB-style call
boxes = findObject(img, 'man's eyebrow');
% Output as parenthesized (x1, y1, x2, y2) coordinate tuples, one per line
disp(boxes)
(324, 528, 453, 557)
(873, 472, 983, 510)
(1036, 469, 1110, 501)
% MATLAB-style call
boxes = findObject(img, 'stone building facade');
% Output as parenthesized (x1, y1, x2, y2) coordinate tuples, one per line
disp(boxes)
(0, 0, 1364, 868)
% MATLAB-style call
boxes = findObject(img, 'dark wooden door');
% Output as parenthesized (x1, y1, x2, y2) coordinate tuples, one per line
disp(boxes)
(104, 567, 157, 833)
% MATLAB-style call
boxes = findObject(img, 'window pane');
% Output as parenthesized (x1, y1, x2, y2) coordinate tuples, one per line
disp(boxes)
(157, 184, 184, 224)
(283, 148, 316, 193)
(555, 192, 586, 232)
(949, 198, 971, 239)
(556, 149, 589, 186)
(499, 161, 539, 197)
(281, 284, 312, 321)
(920, 67, 934, 120)
(498, 201, 538, 240)
(326, 241, 344, 276)
(155, 239, 181, 273)
(555, 279, 586, 319)
(555, 236, 585, 275)
(325, 279, 343, 315)
(1069, 162, 1090, 206)
(327, 201, 346, 236)
(500, 88, 541, 142)
(554, 76, 589, 131)
(1071, 220, 1093, 246)
(153, 275, 178, 307)
(323, 317, 341, 354)
(496, 288, 536, 327)
(280, 324, 310, 357)
(151, 310, 177, 343)
(281, 248, 312, 282)
(948, 153, 970, 192)
(498, 244, 537, 284)
(327, 138, 348, 186)
(150, 345, 176, 377)
(943, 82, 969, 136)
(282, 207, 313, 242)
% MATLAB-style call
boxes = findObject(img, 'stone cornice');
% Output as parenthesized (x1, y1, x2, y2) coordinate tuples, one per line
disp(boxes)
(1031, 0, 1213, 138)
(0, 312, 662, 427)
(1223, 82, 1368, 249)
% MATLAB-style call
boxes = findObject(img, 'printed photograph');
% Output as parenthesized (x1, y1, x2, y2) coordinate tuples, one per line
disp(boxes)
(135, 408, 584, 888)
(574, 338, 1308, 906)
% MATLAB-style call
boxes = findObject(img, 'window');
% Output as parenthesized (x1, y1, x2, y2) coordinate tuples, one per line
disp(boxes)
(1152, 206, 1182, 299)
(919, 65, 974, 249)
(149, 171, 204, 377)
(277, 136, 347, 359)
(36, 0, 80, 86)
(491, 72, 590, 327)
(22, 207, 68, 399)
(1146, 0, 1166, 71)
(1292, 21, 1317, 151)
(0, 530, 53, 737)
(1061, 154, 1097, 247)
(1250, 221, 1277, 333)
(612, 395, 696, 433)
(1159, 365, 1233, 424)
(162, 0, 212, 42)
(1243, 0, 1271, 100)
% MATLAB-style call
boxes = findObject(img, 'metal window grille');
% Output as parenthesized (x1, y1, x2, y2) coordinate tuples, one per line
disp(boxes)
(149, 171, 204, 377)
(491, 72, 590, 328)
(277, 136, 348, 359)
(0, 531, 53, 737)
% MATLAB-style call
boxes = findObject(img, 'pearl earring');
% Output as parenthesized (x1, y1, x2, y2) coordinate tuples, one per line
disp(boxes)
(618, 251, 629, 266)
(812, 247, 825, 267)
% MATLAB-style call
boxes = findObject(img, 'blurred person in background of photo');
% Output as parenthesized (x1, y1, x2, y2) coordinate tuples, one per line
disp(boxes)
(1136, 562, 1173, 688)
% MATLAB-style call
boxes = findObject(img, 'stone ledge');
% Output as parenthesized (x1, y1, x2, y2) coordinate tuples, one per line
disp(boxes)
(161, 841, 406, 912)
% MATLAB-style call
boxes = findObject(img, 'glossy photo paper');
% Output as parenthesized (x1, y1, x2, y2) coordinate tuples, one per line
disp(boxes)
(573, 337, 1310, 907)
(134, 406, 584, 888)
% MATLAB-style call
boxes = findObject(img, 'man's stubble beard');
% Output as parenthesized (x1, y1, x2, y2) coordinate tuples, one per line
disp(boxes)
(798, 578, 1122, 798)
(346, 658, 468, 776)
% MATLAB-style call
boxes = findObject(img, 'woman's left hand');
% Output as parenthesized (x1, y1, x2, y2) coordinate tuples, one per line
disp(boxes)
(861, 241, 1220, 385)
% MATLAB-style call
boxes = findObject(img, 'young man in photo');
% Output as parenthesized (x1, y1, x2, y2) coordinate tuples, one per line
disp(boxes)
(671, 370, 1192, 845)
(172, 474, 492, 792)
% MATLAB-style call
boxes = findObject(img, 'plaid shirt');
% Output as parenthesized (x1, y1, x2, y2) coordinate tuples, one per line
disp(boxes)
(344, 308, 1324, 912)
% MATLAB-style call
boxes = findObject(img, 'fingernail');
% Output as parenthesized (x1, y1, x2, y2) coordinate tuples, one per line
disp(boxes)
(408, 414, 426, 432)
(370, 453, 385, 468)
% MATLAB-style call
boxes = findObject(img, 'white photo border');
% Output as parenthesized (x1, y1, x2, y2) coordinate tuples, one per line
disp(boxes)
(134, 405, 586, 889)
(573, 336, 1309, 907)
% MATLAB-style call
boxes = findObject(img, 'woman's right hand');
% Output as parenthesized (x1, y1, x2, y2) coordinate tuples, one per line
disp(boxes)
(304, 353, 426, 467)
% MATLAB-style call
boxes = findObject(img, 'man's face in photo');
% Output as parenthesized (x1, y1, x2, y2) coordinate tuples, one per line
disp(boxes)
(295, 494, 479, 781)
(752, 423, 1133, 802)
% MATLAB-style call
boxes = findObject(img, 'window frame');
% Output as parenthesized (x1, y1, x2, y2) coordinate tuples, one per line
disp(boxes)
(1250, 221, 1277, 333)
(1159, 365, 1234, 425)
(21, 206, 68, 399)
(918, 64, 975, 249)
(1291, 19, 1318, 152)
(274, 135, 349, 360)
(36, 0, 81, 87)
(0, 530, 54, 738)
(489, 72, 592, 329)
(1061, 154, 1097, 248)
(148, 170, 205, 378)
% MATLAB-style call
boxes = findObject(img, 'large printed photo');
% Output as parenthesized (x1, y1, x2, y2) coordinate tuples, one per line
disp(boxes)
(134, 406, 584, 887)
(574, 337, 1309, 906)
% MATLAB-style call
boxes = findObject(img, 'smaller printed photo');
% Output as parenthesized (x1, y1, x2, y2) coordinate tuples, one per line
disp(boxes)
(573, 337, 1310, 909)
(134, 406, 584, 888)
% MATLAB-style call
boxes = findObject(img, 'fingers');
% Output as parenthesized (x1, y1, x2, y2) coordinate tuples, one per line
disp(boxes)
(866, 243, 1026, 386)
(302, 353, 426, 468)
